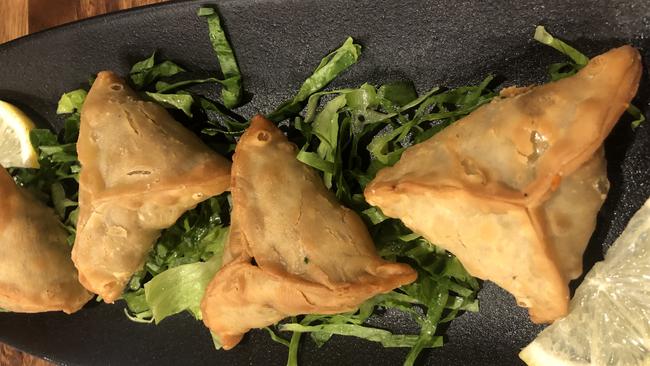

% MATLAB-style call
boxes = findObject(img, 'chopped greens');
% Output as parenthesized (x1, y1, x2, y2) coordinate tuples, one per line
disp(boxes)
(281, 323, 442, 348)
(127, 9, 247, 142)
(283, 75, 495, 207)
(10, 91, 85, 245)
(198, 6, 243, 109)
(627, 104, 646, 129)
(144, 244, 224, 322)
(129, 52, 186, 89)
(265, 327, 292, 347)
(145, 92, 194, 117)
(123, 195, 231, 323)
(267, 37, 362, 123)
(534, 26, 589, 70)
(155, 78, 220, 93)
(56, 89, 87, 114)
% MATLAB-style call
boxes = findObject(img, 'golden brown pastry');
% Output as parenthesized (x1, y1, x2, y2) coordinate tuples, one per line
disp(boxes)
(365, 46, 642, 323)
(72, 71, 231, 303)
(201, 116, 416, 349)
(0, 167, 92, 313)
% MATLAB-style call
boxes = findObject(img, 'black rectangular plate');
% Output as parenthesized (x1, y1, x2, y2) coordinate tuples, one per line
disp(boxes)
(0, 0, 648, 365)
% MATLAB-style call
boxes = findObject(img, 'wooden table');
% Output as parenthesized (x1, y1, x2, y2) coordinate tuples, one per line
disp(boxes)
(0, 1, 166, 364)
(0, 0, 166, 43)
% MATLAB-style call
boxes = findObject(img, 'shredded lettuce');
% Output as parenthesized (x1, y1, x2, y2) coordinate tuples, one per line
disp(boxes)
(123, 195, 231, 322)
(130, 52, 185, 89)
(56, 89, 87, 114)
(289, 76, 494, 208)
(126, 8, 248, 145)
(286, 317, 302, 365)
(267, 37, 362, 123)
(130, 52, 156, 72)
(10, 90, 86, 245)
(211, 332, 223, 350)
(155, 78, 219, 93)
(198, 7, 243, 109)
(264, 327, 291, 347)
(627, 104, 646, 129)
(534, 26, 589, 68)
(144, 234, 226, 323)
(281, 323, 442, 348)
(145, 92, 194, 117)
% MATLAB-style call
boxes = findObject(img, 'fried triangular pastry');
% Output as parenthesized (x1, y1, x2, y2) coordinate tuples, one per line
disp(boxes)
(72, 71, 231, 302)
(0, 167, 92, 313)
(201, 116, 416, 349)
(365, 46, 642, 323)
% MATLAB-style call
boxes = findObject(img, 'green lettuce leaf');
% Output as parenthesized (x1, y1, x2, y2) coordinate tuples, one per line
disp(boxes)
(145, 92, 194, 117)
(264, 327, 291, 347)
(123, 195, 231, 321)
(534, 26, 589, 67)
(198, 7, 243, 108)
(131, 52, 156, 73)
(144, 227, 227, 323)
(199, 97, 249, 135)
(56, 89, 87, 114)
(11, 89, 85, 243)
(281, 323, 442, 348)
(627, 104, 646, 130)
(155, 78, 220, 93)
(211, 332, 223, 350)
(267, 37, 361, 122)
(130, 52, 185, 89)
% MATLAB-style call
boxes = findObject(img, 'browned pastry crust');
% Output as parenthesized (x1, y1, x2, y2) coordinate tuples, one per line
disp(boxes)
(201, 116, 416, 349)
(72, 71, 231, 302)
(0, 168, 92, 313)
(365, 46, 642, 323)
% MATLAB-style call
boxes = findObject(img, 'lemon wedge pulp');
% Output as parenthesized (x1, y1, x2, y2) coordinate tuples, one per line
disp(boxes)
(520, 197, 650, 366)
(0, 100, 39, 168)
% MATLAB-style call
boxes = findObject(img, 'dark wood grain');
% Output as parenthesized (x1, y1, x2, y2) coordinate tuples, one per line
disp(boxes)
(0, 1, 166, 364)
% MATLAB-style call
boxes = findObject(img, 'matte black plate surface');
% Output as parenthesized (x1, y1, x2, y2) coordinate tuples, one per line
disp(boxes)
(0, 0, 648, 365)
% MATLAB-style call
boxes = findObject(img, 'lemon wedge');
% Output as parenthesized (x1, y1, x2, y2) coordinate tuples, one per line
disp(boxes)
(0, 100, 39, 168)
(520, 197, 650, 366)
